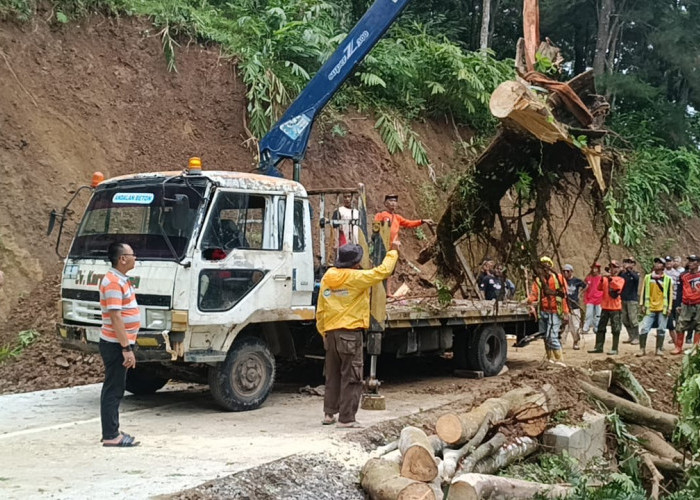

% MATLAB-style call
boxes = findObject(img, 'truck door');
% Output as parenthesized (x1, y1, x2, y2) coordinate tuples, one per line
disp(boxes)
(289, 198, 314, 306)
(188, 190, 293, 345)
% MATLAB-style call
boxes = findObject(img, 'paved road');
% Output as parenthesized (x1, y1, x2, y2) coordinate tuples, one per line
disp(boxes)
(0, 380, 464, 499)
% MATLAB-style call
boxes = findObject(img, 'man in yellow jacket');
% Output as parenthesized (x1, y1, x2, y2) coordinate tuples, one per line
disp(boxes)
(316, 241, 399, 428)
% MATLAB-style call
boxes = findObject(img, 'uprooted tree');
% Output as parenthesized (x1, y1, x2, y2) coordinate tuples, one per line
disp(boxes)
(419, 5, 615, 290)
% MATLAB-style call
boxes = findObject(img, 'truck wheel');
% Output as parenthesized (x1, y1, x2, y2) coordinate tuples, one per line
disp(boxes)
(208, 337, 276, 412)
(466, 325, 507, 377)
(125, 367, 169, 395)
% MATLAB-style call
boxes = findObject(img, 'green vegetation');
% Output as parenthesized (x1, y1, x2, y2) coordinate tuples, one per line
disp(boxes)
(1, 0, 698, 247)
(0, 329, 40, 363)
(0, 0, 512, 165)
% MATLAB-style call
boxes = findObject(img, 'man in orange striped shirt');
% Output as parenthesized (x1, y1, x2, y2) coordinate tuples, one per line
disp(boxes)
(99, 242, 140, 447)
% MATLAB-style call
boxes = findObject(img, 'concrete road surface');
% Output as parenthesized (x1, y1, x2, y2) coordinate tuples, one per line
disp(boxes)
(0, 380, 463, 499)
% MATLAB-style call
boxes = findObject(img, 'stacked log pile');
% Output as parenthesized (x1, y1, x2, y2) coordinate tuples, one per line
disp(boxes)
(360, 385, 572, 500)
(361, 364, 687, 500)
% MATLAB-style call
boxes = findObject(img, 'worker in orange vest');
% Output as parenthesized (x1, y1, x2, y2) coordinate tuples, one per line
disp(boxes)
(588, 260, 626, 355)
(528, 256, 569, 365)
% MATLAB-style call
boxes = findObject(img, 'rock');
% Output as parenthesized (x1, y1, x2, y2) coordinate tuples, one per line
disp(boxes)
(54, 357, 70, 368)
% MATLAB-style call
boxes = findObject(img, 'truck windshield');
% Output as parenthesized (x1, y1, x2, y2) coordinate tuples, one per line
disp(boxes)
(69, 177, 208, 260)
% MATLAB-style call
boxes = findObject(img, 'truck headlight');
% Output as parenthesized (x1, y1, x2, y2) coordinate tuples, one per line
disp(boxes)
(62, 300, 75, 320)
(145, 309, 171, 330)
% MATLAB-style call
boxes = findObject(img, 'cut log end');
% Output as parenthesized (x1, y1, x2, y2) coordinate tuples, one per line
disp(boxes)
(436, 414, 464, 445)
(401, 446, 438, 482)
(399, 482, 436, 500)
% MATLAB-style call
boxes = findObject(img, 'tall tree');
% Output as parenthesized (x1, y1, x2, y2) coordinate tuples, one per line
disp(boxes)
(480, 0, 492, 50)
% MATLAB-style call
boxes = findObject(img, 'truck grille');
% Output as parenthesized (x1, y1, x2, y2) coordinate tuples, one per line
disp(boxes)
(65, 300, 102, 324)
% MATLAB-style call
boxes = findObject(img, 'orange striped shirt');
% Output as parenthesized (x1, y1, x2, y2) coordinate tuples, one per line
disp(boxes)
(99, 269, 140, 344)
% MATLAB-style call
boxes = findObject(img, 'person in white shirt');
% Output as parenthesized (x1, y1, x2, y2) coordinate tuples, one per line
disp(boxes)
(331, 193, 359, 253)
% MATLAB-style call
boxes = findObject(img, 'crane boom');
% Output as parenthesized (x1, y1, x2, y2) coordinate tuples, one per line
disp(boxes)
(258, 0, 412, 179)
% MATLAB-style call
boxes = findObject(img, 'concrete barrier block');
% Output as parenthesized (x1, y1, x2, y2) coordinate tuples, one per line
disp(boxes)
(542, 411, 606, 464)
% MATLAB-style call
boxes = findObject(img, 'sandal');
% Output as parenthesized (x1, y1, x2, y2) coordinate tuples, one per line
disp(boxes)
(337, 421, 362, 429)
(103, 434, 140, 447)
(322, 416, 337, 425)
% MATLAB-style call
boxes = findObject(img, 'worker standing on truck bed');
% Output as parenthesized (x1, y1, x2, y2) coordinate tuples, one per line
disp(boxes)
(316, 241, 399, 428)
(98, 242, 140, 447)
(374, 194, 433, 244)
(528, 256, 569, 365)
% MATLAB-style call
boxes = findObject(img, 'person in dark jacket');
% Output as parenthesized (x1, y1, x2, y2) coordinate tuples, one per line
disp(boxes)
(620, 257, 640, 345)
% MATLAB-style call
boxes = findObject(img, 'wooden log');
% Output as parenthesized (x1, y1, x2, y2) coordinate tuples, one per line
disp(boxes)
(460, 433, 508, 474)
(650, 455, 685, 475)
(489, 80, 569, 144)
(435, 387, 533, 446)
(399, 426, 439, 482)
(472, 437, 538, 474)
(448, 473, 571, 500)
(611, 363, 653, 408)
(429, 435, 446, 457)
(627, 424, 683, 462)
(641, 452, 664, 500)
(511, 383, 559, 437)
(371, 439, 399, 458)
(578, 380, 678, 438)
(589, 369, 612, 391)
(443, 413, 493, 480)
(361, 458, 435, 500)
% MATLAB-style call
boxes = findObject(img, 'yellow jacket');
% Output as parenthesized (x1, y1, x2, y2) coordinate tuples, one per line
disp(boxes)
(316, 250, 399, 335)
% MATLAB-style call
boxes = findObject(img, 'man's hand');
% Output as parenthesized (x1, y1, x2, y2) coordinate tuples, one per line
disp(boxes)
(528, 305, 537, 318)
(640, 306, 645, 316)
(390, 240, 401, 253)
(421, 219, 435, 225)
(122, 350, 136, 369)
(562, 314, 570, 325)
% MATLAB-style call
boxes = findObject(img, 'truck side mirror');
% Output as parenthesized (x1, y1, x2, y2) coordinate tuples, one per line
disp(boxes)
(47, 209, 57, 236)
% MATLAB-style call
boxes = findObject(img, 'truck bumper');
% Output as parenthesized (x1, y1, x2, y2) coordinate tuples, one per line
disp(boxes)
(56, 323, 173, 361)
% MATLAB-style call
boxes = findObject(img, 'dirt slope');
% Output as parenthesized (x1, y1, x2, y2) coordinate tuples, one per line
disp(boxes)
(0, 14, 458, 390)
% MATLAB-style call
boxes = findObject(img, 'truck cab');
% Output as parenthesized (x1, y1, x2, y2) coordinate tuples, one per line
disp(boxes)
(58, 164, 318, 410)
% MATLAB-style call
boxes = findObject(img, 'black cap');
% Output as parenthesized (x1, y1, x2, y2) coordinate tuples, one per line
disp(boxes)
(665, 256, 673, 262)
(653, 257, 665, 264)
(688, 255, 700, 262)
(335, 244, 363, 268)
(384, 194, 398, 202)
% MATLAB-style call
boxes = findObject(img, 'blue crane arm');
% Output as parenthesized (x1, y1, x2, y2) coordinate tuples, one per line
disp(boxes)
(258, 0, 412, 178)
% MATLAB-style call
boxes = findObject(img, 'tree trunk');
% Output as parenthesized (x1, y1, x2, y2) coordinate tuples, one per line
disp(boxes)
(611, 363, 652, 408)
(435, 387, 533, 446)
(472, 437, 538, 474)
(480, 0, 492, 50)
(361, 459, 436, 500)
(448, 473, 571, 500)
(589, 369, 612, 390)
(443, 415, 492, 480)
(593, 0, 614, 78)
(641, 452, 664, 500)
(399, 426, 439, 482)
(460, 433, 508, 474)
(627, 424, 683, 462)
(578, 380, 678, 437)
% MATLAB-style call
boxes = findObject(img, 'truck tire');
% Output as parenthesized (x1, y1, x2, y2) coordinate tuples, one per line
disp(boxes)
(466, 325, 507, 377)
(208, 336, 276, 412)
(125, 367, 169, 395)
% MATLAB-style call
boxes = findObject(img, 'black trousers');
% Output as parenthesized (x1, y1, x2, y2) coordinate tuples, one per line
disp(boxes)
(99, 340, 127, 440)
